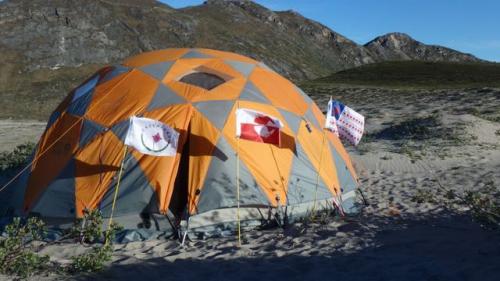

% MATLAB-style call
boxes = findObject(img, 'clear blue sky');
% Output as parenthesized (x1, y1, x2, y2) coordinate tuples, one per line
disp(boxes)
(160, 0, 500, 62)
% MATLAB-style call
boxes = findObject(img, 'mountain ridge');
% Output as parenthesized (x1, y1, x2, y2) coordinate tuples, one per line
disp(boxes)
(0, 0, 484, 119)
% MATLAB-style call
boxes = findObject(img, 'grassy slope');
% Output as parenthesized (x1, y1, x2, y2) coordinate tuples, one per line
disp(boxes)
(303, 61, 500, 89)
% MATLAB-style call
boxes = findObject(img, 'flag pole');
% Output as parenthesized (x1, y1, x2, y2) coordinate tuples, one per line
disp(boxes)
(105, 145, 128, 245)
(236, 102, 241, 247)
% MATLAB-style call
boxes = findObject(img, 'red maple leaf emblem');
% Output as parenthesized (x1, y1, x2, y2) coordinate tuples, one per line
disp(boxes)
(152, 133, 162, 143)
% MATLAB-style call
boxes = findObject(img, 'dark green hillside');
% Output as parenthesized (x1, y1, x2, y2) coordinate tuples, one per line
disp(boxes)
(306, 61, 500, 89)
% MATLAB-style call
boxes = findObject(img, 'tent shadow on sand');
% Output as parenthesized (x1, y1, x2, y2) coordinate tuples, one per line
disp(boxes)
(75, 210, 500, 281)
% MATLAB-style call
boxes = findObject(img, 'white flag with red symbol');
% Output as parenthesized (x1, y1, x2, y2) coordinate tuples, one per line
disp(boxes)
(124, 116, 179, 156)
(236, 108, 284, 146)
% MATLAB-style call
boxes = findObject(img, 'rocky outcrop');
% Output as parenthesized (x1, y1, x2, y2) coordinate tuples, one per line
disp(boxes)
(365, 32, 479, 62)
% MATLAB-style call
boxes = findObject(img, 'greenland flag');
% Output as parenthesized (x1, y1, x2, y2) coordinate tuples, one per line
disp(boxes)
(325, 98, 364, 146)
(124, 116, 179, 156)
(236, 108, 284, 146)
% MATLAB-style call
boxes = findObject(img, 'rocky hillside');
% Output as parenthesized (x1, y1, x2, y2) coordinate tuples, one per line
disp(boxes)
(365, 33, 479, 62)
(0, 0, 482, 119)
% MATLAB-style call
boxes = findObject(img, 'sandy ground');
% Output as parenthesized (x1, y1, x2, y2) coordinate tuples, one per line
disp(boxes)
(0, 119, 45, 152)
(1, 87, 500, 280)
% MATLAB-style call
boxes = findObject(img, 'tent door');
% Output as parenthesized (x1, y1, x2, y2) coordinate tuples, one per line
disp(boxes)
(168, 123, 191, 218)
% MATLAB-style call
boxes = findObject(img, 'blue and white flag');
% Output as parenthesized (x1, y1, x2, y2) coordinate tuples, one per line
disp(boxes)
(325, 98, 365, 146)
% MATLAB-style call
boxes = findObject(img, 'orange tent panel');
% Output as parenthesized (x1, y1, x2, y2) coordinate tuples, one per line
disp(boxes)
(249, 67, 309, 115)
(74, 131, 125, 216)
(85, 70, 159, 127)
(123, 49, 189, 68)
(187, 110, 221, 213)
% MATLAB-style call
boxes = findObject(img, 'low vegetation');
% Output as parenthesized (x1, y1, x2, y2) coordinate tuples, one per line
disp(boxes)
(0, 210, 122, 279)
(412, 177, 500, 229)
(68, 209, 122, 273)
(305, 61, 500, 89)
(0, 142, 36, 174)
(371, 115, 446, 141)
(466, 106, 500, 123)
(0, 217, 50, 279)
(363, 114, 474, 161)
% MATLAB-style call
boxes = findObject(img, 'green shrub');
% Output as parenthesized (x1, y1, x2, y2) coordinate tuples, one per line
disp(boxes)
(69, 209, 123, 244)
(415, 179, 500, 229)
(0, 217, 50, 279)
(463, 190, 500, 228)
(70, 209, 104, 244)
(411, 189, 435, 204)
(69, 244, 113, 273)
(0, 211, 123, 278)
(0, 142, 36, 173)
(67, 209, 122, 273)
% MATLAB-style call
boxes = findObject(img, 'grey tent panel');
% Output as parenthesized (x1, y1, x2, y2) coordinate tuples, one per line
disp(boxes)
(341, 191, 358, 214)
(46, 111, 61, 130)
(100, 65, 130, 84)
(110, 120, 130, 142)
(196, 135, 269, 214)
(286, 142, 332, 205)
(80, 119, 107, 148)
(139, 62, 173, 81)
(258, 62, 274, 72)
(238, 81, 271, 104)
(329, 142, 357, 194)
(72, 75, 99, 102)
(304, 107, 321, 131)
(224, 60, 256, 77)
(278, 108, 301, 135)
(67, 90, 94, 116)
(146, 83, 186, 112)
(100, 153, 157, 217)
(193, 100, 235, 130)
(0, 162, 32, 217)
(181, 50, 214, 59)
(31, 159, 76, 218)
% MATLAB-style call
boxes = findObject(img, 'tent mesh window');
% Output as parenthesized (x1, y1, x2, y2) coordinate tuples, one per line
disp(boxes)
(179, 72, 226, 90)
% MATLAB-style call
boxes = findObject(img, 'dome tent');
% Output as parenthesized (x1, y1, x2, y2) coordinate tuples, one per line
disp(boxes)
(3, 48, 358, 231)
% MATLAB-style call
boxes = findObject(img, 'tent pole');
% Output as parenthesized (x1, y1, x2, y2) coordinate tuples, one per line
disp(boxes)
(105, 145, 128, 245)
(236, 101, 242, 247)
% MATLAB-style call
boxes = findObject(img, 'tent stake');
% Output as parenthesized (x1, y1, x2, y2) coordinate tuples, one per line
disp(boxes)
(181, 217, 190, 246)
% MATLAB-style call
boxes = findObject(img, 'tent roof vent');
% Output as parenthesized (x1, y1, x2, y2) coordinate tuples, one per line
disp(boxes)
(179, 72, 226, 90)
